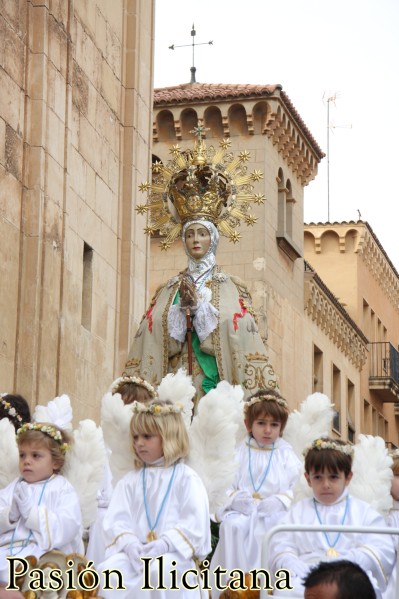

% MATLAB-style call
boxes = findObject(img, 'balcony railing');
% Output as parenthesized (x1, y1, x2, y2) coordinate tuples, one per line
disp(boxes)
(369, 342, 399, 401)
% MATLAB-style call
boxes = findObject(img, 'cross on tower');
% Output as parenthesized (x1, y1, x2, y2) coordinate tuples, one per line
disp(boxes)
(169, 24, 213, 83)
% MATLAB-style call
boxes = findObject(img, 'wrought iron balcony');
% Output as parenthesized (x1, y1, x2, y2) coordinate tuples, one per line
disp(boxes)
(369, 342, 399, 401)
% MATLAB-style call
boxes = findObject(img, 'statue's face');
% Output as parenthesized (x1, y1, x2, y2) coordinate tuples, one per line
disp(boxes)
(184, 223, 211, 259)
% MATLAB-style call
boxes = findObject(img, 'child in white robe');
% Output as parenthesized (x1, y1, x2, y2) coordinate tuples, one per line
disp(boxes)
(86, 376, 156, 566)
(383, 450, 399, 599)
(0, 422, 83, 585)
(210, 388, 302, 598)
(0, 394, 31, 433)
(98, 399, 211, 598)
(269, 437, 396, 598)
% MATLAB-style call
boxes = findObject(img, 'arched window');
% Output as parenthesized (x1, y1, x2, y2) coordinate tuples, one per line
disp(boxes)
(276, 168, 301, 261)
(157, 111, 176, 142)
(204, 106, 223, 139)
(228, 103, 248, 136)
(181, 108, 198, 139)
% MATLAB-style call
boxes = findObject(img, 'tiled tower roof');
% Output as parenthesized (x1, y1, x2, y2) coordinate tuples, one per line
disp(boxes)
(154, 82, 324, 159)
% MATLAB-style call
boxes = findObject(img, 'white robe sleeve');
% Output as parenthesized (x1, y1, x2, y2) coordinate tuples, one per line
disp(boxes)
(0, 475, 83, 559)
(0, 480, 18, 533)
(25, 479, 82, 552)
(102, 473, 141, 556)
(162, 467, 211, 561)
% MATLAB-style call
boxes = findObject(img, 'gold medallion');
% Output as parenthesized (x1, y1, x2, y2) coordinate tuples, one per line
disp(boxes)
(326, 547, 339, 557)
(147, 530, 157, 542)
(252, 492, 262, 500)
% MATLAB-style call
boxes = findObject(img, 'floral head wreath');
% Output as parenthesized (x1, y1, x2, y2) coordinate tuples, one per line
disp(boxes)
(303, 438, 354, 458)
(17, 423, 70, 454)
(0, 394, 23, 425)
(244, 393, 288, 412)
(131, 401, 184, 416)
(110, 376, 156, 398)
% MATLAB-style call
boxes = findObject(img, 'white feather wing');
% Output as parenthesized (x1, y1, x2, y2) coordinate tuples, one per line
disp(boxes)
(350, 434, 393, 515)
(283, 392, 334, 458)
(63, 419, 106, 529)
(157, 368, 195, 430)
(33, 394, 73, 431)
(0, 419, 19, 488)
(187, 381, 243, 513)
(283, 392, 334, 502)
(101, 391, 134, 485)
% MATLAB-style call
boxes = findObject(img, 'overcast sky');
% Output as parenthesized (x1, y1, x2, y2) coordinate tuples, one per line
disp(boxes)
(154, 0, 399, 270)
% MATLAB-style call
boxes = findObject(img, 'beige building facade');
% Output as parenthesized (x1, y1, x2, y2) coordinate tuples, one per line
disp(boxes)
(305, 222, 399, 447)
(2, 4, 397, 446)
(0, 0, 155, 421)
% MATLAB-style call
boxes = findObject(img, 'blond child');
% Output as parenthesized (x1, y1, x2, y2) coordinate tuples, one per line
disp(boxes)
(269, 437, 395, 598)
(0, 423, 82, 585)
(86, 376, 156, 565)
(98, 399, 211, 598)
(210, 388, 301, 597)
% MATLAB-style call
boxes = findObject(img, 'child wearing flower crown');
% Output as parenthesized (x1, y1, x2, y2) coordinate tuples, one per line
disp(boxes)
(382, 450, 399, 599)
(210, 388, 302, 598)
(86, 376, 156, 565)
(0, 394, 31, 432)
(269, 437, 395, 598)
(98, 399, 211, 598)
(0, 422, 83, 585)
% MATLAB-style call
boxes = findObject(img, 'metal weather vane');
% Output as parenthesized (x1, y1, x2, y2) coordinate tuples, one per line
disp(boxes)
(169, 24, 213, 83)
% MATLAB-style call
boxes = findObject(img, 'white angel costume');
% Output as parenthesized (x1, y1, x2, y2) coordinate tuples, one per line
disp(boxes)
(0, 474, 83, 584)
(383, 500, 399, 599)
(98, 460, 211, 598)
(210, 435, 301, 598)
(268, 489, 395, 598)
(85, 451, 113, 566)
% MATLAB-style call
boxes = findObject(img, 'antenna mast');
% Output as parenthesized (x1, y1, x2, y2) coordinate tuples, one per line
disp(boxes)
(326, 93, 336, 222)
(324, 92, 352, 222)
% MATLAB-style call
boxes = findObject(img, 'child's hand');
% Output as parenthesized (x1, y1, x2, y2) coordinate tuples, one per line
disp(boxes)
(257, 496, 284, 516)
(143, 537, 170, 558)
(124, 540, 144, 564)
(283, 555, 311, 579)
(14, 482, 34, 520)
(230, 491, 255, 515)
(8, 496, 20, 523)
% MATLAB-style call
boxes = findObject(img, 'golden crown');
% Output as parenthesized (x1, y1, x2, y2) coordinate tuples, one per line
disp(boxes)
(136, 123, 266, 250)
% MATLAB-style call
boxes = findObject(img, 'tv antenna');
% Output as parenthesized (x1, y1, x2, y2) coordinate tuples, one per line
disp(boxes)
(323, 92, 352, 221)
(169, 24, 213, 83)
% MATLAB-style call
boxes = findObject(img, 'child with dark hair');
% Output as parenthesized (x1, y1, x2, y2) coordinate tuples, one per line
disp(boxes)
(269, 437, 395, 598)
(304, 560, 376, 599)
(383, 450, 399, 599)
(210, 388, 301, 598)
(0, 423, 82, 585)
(0, 394, 31, 432)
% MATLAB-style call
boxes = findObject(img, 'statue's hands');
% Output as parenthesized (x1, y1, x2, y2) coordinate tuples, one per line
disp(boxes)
(179, 275, 197, 308)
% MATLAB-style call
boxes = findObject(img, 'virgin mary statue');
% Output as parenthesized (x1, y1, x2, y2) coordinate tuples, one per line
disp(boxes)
(124, 125, 277, 402)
